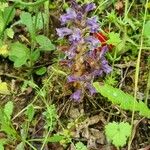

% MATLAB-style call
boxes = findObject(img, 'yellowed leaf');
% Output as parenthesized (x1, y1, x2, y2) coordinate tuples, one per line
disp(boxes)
(0, 82, 10, 95)
(0, 44, 9, 57)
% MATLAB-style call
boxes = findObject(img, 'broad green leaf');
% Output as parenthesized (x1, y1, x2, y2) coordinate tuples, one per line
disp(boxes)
(6, 28, 14, 39)
(93, 82, 150, 118)
(25, 104, 35, 122)
(105, 122, 131, 148)
(35, 67, 47, 75)
(20, 12, 35, 40)
(4, 101, 14, 120)
(9, 42, 30, 67)
(0, 82, 10, 95)
(36, 35, 55, 51)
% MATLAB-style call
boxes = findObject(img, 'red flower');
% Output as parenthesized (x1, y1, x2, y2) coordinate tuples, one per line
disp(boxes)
(94, 32, 113, 50)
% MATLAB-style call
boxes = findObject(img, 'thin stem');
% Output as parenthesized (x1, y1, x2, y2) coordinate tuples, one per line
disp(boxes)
(44, 0, 50, 37)
(10, 0, 48, 6)
(128, 0, 149, 149)
(145, 65, 150, 104)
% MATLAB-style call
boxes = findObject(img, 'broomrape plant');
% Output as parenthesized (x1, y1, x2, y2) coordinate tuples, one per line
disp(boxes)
(56, 0, 112, 101)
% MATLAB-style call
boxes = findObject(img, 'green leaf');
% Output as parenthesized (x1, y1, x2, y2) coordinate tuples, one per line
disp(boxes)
(144, 21, 150, 38)
(0, 14, 5, 33)
(0, 139, 7, 150)
(47, 134, 65, 142)
(138, 101, 150, 118)
(93, 82, 150, 118)
(0, 144, 4, 150)
(107, 32, 122, 46)
(36, 35, 55, 51)
(9, 42, 30, 67)
(105, 122, 131, 148)
(6, 28, 14, 39)
(4, 101, 14, 120)
(75, 142, 87, 150)
(25, 104, 35, 122)
(0, 2, 8, 12)
(3, 6, 16, 24)
(20, 12, 35, 40)
(15, 142, 25, 150)
(43, 104, 57, 131)
(30, 49, 40, 62)
(32, 13, 46, 30)
(35, 67, 47, 75)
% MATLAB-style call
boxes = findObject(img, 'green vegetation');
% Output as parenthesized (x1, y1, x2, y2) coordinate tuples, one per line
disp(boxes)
(0, 0, 150, 150)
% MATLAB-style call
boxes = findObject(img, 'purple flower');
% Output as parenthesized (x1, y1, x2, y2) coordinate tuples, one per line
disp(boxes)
(86, 16, 99, 33)
(70, 90, 82, 101)
(92, 69, 103, 77)
(76, 12, 83, 20)
(86, 83, 97, 95)
(101, 58, 112, 74)
(67, 46, 76, 59)
(85, 36, 100, 49)
(67, 75, 78, 82)
(60, 8, 77, 25)
(99, 46, 108, 58)
(69, 28, 82, 44)
(82, 3, 96, 12)
(56, 27, 72, 37)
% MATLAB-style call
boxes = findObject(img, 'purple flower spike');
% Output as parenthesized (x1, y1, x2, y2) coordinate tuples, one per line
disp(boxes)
(101, 58, 112, 74)
(86, 16, 99, 33)
(56, 27, 72, 38)
(83, 3, 96, 12)
(86, 83, 97, 95)
(85, 36, 100, 49)
(60, 8, 77, 25)
(69, 28, 82, 44)
(67, 75, 79, 82)
(70, 90, 82, 101)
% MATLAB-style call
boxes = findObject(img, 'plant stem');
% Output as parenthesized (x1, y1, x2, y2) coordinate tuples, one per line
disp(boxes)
(128, 0, 149, 149)
(10, 0, 48, 6)
(145, 64, 150, 104)
(44, 0, 50, 37)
